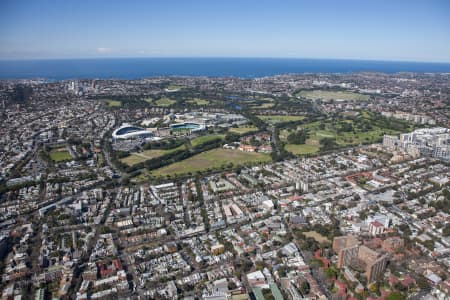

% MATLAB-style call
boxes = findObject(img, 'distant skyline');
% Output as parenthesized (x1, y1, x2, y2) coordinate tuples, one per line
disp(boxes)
(1, 0, 449, 62)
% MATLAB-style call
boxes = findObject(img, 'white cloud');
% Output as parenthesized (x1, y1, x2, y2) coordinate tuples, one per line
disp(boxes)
(96, 47, 112, 54)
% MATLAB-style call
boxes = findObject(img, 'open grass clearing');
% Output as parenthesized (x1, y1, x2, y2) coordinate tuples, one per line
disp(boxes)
(190, 134, 225, 147)
(229, 126, 259, 135)
(165, 85, 184, 92)
(304, 231, 330, 244)
(155, 98, 176, 107)
(296, 90, 370, 101)
(251, 102, 275, 109)
(121, 145, 186, 166)
(285, 144, 320, 155)
(257, 115, 305, 124)
(187, 98, 210, 105)
(336, 129, 391, 145)
(104, 99, 122, 107)
(149, 148, 271, 177)
(97, 153, 104, 166)
(49, 148, 72, 162)
(282, 116, 401, 150)
(305, 129, 387, 147)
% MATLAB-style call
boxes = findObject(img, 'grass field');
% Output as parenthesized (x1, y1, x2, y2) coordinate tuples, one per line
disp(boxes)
(144, 98, 153, 104)
(337, 130, 386, 145)
(104, 99, 122, 107)
(285, 144, 320, 155)
(281, 114, 403, 152)
(171, 128, 193, 135)
(97, 153, 104, 167)
(155, 98, 176, 107)
(229, 126, 259, 135)
(251, 102, 275, 109)
(297, 90, 370, 101)
(257, 115, 305, 124)
(314, 130, 336, 139)
(121, 145, 186, 166)
(149, 148, 271, 177)
(302, 121, 391, 146)
(304, 231, 330, 244)
(165, 85, 183, 91)
(309, 129, 383, 146)
(187, 98, 210, 105)
(190, 134, 225, 147)
(49, 148, 72, 162)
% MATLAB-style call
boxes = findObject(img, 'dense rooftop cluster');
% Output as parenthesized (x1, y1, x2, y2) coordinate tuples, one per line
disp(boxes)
(0, 72, 449, 299)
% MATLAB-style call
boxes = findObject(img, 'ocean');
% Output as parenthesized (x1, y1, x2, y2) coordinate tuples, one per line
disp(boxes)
(0, 57, 449, 80)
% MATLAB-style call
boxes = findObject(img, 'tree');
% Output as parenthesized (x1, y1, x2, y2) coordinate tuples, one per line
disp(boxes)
(300, 281, 310, 295)
(309, 258, 324, 268)
(443, 224, 450, 237)
(262, 289, 275, 300)
(228, 280, 237, 290)
(416, 274, 431, 291)
(320, 138, 337, 151)
(287, 130, 308, 145)
(225, 132, 239, 143)
(255, 261, 265, 271)
(234, 257, 253, 274)
(443, 189, 450, 200)
(338, 122, 353, 133)
(368, 282, 379, 294)
(386, 291, 405, 300)
(421, 239, 435, 251)
(277, 265, 288, 277)
(324, 267, 339, 279)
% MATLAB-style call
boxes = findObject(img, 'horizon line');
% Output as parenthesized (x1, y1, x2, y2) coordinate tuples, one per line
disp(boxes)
(1, 56, 450, 65)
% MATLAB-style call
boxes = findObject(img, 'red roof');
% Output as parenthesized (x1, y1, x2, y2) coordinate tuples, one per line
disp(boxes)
(389, 275, 399, 286)
(371, 220, 384, 228)
(112, 259, 123, 271)
(288, 195, 303, 201)
(401, 275, 416, 287)
(334, 280, 348, 296)
(240, 145, 257, 150)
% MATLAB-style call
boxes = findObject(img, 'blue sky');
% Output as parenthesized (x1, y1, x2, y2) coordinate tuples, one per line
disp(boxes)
(0, 0, 449, 62)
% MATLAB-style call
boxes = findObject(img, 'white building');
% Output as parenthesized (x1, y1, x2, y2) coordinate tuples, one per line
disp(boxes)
(383, 128, 450, 160)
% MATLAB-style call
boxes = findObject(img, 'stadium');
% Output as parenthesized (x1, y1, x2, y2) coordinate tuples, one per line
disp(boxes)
(112, 124, 154, 140)
(170, 122, 206, 132)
